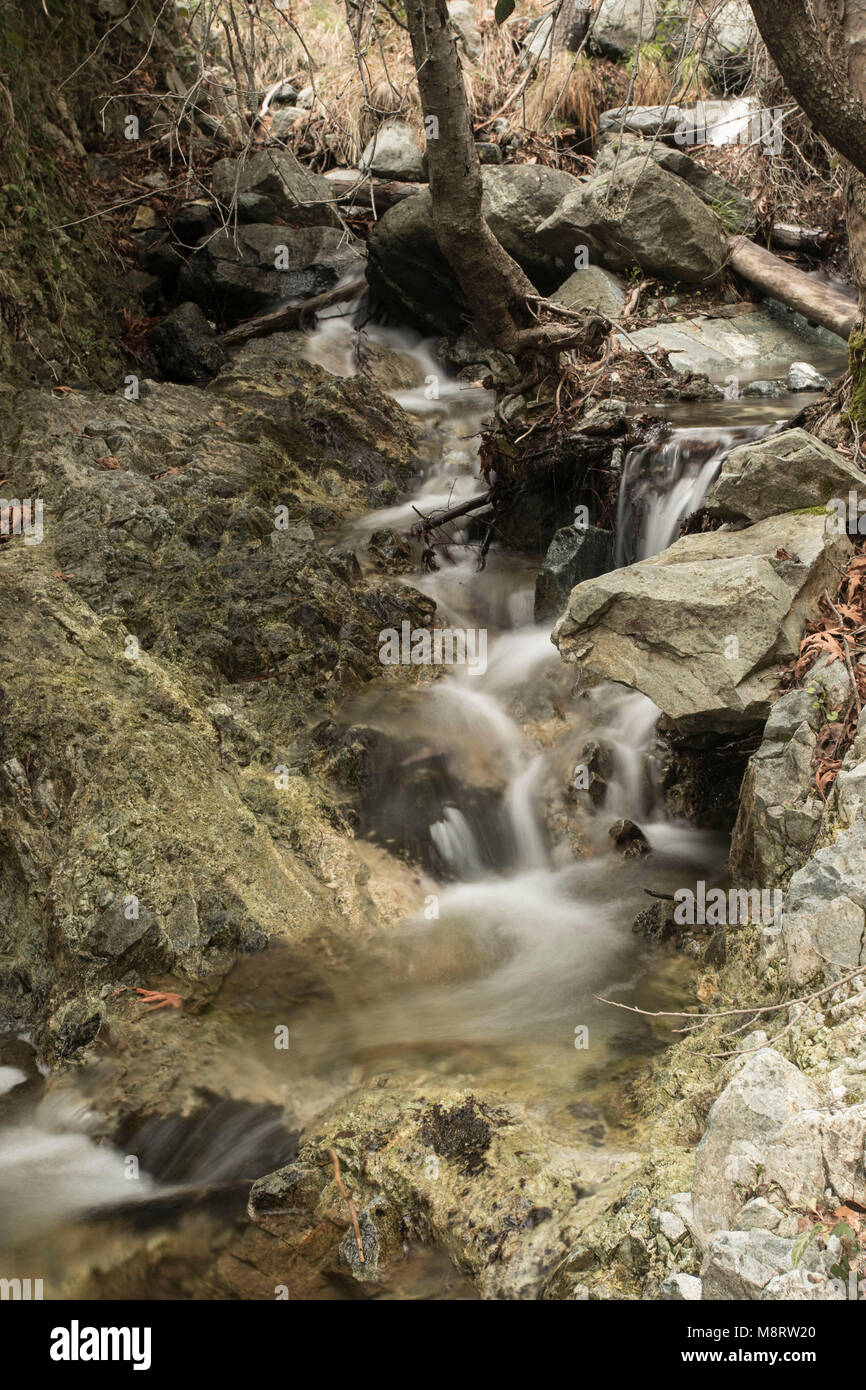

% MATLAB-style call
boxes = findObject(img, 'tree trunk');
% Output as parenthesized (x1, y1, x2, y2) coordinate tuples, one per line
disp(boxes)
(727, 236, 858, 341)
(403, 0, 535, 351)
(748, 1, 866, 416)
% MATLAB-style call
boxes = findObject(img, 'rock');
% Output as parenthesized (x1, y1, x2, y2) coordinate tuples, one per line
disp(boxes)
(658, 1272, 702, 1300)
(551, 265, 626, 319)
(448, 0, 482, 60)
(360, 119, 426, 182)
(704, 1, 758, 88)
(177, 224, 364, 323)
(762, 1103, 866, 1212)
(761, 1268, 847, 1300)
(536, 155, 727, 285)
(267, 107, 308, 141)
(781, 828, 866, 984)
(534, 524, 614, 620)
(691, 1049, 821, 1247)
(88, 900, 161, 962)
(608, 819, 651, 856)
(654, 1210, 687, 1243)
(591, 0, 660, 57)
(367, 165, 582, 332)
(597, 105, 683, 138)
(701, 1230, 813, 1300)
(147, 302, 227, 383)
(553, 512, 852, 736)
(594, 138, 755, 236)
(620, 309, 845, 377)
(705, 430, 864, 526)
(172, 200, 219, 244)
(743, 379, 787, 398)
(788, 362, 831, 392)
(734, 1197, 784, 1231)
(211, 150, 339, 227)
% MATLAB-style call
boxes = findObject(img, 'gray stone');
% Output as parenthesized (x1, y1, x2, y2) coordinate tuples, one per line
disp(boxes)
(177, 223, 363, 323)
(88, 900, 160, 960)
(705, 430, 864, 525)
(597, 105, 683, 138)
(762, 1103, 866, 1211)
(536, 155, 728, 285)
(701, 1230, 809, 1300)
(782, 830, 866, 984)
(620, 311, 843, 377)
(691, 1049, 822, 1246)
(448, 0, 482, 60)
(591, 0, 660, 57)
(367, 165, 582, 333)
(788, 362, 831, 392)
(360, 120, 426, 182)
(657, 1272, 702, 1300)
(593, 134, 756, 237)
(535, 524, 614, 621)
(553, 512, 852, 736)
(704, 1, 758, 85)
(551, 265, 626, 319)
(734, 1197, 784, 1231)
(147, 302, 227, 383)
(212, 150, 339, 227)
(761, 1268, 846, 1300)
(743, 379, 786, 398)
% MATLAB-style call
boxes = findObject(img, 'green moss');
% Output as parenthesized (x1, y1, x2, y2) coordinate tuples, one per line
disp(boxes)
(848, 327, 866, 425)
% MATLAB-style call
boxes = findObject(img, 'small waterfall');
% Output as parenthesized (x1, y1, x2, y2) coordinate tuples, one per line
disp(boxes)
(430, 805, 485, 879)
(615, 426, 766, 567)
(503, 756, 548, 871)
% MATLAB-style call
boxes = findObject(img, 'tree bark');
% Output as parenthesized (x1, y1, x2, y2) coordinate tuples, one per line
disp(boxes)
(748, 1, 866, 415)
(403, 0, 535, 351)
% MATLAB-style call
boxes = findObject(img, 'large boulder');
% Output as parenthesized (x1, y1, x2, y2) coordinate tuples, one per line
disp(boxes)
(596, 137, 756, 236)
(781, 828, 866, 984)
(704, 1, 758, 88)
(620, 308, 847, 377)
(177, 223, 364, 323)
(536, 155, 727, 285)
(212, 149, 339, 227)
(705, 430, 865, 525)
(360, 119, 426, 182)
(367, 165, 582, 332)
(591, 0, 660, 57)
(691, 1049, 822, 1247)
(535, 524, 614, 620)
(552, 512, 852, 735)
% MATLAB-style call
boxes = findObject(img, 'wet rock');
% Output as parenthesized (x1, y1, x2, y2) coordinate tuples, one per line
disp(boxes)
(705, 429, 863, 526)
(743, 379, 787, 398)
(550, 266, 626, 320)
(177, 223, 364, 324)
(608, 819, 651, 857)
(368, 527, 415, 572)
(360, 120, 426, 181)
(788, 361, 831, 392)
(211, 149, 339, 227)
(620, 310, 840, 377)
(553, 512, 852, 736)
(537, 155, 727, 285)
(691, 1048, 822, 1247)
(147, 302, 227, 383)
(88, 900, 162, 963)
(534, 524, 614, 621)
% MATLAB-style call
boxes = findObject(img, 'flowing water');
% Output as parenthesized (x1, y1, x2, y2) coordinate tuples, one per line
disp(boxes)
(0, 304, 844, 1297)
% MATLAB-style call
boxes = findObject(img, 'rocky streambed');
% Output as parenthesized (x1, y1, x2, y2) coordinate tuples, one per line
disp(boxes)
(2, 112, 866, 1302)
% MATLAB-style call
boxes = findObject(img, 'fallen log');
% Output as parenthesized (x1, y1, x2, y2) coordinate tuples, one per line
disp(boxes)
(727, 235, 857, 342)
(218, 277, 366, 346)
(324, 168, 425, 211)
(769, 222, 831, 253)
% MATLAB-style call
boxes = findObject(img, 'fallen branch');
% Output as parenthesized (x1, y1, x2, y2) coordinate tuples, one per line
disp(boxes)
(328, 1148, 364, 1264)
(324, 168, 424, 211)
(218, 278, 366, 345)
(410, 491, 492, 535)
(770, 223, 831, 254)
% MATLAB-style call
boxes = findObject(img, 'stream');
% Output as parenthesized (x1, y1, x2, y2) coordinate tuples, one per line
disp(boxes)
(0, 307, 849, 1299)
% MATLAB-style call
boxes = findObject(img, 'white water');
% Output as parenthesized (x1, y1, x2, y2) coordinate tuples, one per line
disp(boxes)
(0, 306, 729, 1271)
